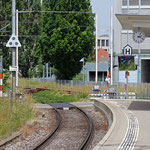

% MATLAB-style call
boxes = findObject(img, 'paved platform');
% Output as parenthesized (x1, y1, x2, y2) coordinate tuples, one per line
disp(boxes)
(34, 100, 150, 150)
(71, 101, 94, 107)
(96, 99, 150, 150)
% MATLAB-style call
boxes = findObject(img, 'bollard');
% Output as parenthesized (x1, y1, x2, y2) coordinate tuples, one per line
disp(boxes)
(0, 73, 3, 97)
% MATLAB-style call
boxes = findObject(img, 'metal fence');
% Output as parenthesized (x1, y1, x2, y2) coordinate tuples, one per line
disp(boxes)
(32, 77, 107, 87)
(113, 82, 150, 100)
(32, 78, 150, 100)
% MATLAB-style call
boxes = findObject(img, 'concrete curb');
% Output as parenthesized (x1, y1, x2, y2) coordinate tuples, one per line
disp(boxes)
(0, 132, 21, 146)
(34, 103, 53, 109)
(93, 100, 117, 150)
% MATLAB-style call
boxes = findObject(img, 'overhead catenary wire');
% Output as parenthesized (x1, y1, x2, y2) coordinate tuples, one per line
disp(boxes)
(0, 31, 10, 33)
(0, 21, 10, 23)
(0, 25, 91, 37)
(0, 21, 40, 24)
(18, 10, 93, 14)
(0, 10, 94, 37)
(0, 24, 10, 31)
(0, 11, 93, 24)
(0, 35, 46, 37)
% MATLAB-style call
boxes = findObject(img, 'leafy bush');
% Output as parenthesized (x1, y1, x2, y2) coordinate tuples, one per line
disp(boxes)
(77, 92, 88, 99)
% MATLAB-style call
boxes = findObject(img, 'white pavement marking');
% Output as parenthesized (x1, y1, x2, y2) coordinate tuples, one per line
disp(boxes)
(117, 104, 139, 150)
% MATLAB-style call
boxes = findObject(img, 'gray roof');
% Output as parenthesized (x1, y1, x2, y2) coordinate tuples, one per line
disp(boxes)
(84, 62, 108, 72)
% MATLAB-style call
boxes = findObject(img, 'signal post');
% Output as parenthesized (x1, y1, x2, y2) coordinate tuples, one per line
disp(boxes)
(6, 0, 21, 101)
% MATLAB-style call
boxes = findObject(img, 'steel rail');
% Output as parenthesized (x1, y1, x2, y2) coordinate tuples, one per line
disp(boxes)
(32, 103, 93, 150)
(74, 106, 94, 150)
(32, 109, 62, 150)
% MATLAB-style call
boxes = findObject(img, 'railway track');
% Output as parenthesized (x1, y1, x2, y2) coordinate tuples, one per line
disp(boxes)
(24, 87, 82, 95)
(32, 103, 93, 150)
(32, 109, 62, 150)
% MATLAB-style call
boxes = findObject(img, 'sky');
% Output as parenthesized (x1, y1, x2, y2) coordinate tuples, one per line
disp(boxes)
(91, 0, 115, 36)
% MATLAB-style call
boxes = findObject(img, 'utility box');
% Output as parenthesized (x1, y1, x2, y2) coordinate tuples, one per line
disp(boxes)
(92, 85, 101, 94)
(108, 88, 116, 99)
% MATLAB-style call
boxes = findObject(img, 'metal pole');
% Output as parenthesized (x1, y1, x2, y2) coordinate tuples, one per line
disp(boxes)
(12, 0, 16, 34)
(110, 6, 113, 85)
(83, 59, 84, 82)
(16, 9, 18, 87)
(41, 0, 43, 5)
(12, 0, 16, 101)
(43, 65, 45, 80)
(0, 56, 3, 97)
(127, 0, 129, 13)
(0, 56, 3, 72)
(139, 0, 141, 14)
(138, 27, 140, 83)
(46, 63, 48, 79)
(50, 66, 52, 77)
(138, 44, 140, 83)
(125, 71, 128, 99)
(95, 14, 98, 83)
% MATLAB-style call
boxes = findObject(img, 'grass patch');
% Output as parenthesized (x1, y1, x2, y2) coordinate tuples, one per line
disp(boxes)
(18, 78, 93, 93)
(32, 90, 88, 103)
(0, 96, 34, 140)
(18, 78, 150, 100)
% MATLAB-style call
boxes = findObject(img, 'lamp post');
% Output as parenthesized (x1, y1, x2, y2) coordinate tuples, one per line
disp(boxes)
(16, 9, 19, 86)
(95, 14, 98, 84)
(110, 6, 113, 85)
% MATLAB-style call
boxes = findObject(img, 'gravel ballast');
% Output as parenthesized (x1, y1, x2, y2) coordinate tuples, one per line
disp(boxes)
(1, 103, 108, 150)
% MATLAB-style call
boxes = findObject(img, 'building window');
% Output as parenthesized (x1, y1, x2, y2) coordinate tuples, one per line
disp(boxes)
(98, 39, 100, 46)
(102, 40, 105, 47)
(141, 0, 150, 5)
(122, 0, 127, 6)
(98, 72, 103, 82)
(89, 72, 95, 81)
(129, 0, 139, 6)
(106, 40, 109, 46)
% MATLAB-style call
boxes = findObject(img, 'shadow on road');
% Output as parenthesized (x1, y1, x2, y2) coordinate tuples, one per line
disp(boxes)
(128, 101, 150, 111)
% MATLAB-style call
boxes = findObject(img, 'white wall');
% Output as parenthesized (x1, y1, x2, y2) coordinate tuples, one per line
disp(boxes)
(119, 70, 138, 83)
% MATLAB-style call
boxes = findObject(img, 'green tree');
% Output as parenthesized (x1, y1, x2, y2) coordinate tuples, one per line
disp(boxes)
(38, 0, 95, 80)
(0, 0, 12, 69)
(17, 0, 41, 77)
(0, 0, 41, 77)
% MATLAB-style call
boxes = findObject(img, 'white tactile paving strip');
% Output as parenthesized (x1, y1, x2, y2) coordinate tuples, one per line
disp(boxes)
(117, 104, 139, 150)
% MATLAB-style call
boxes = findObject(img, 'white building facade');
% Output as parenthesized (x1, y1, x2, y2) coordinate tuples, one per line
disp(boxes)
(114, 0, 150, 83)
(97, 35, 109, 52)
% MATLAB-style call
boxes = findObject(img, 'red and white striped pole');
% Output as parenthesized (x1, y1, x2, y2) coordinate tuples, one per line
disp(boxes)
(125, 71, 128, 99)
(0, 73, 3, 97)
